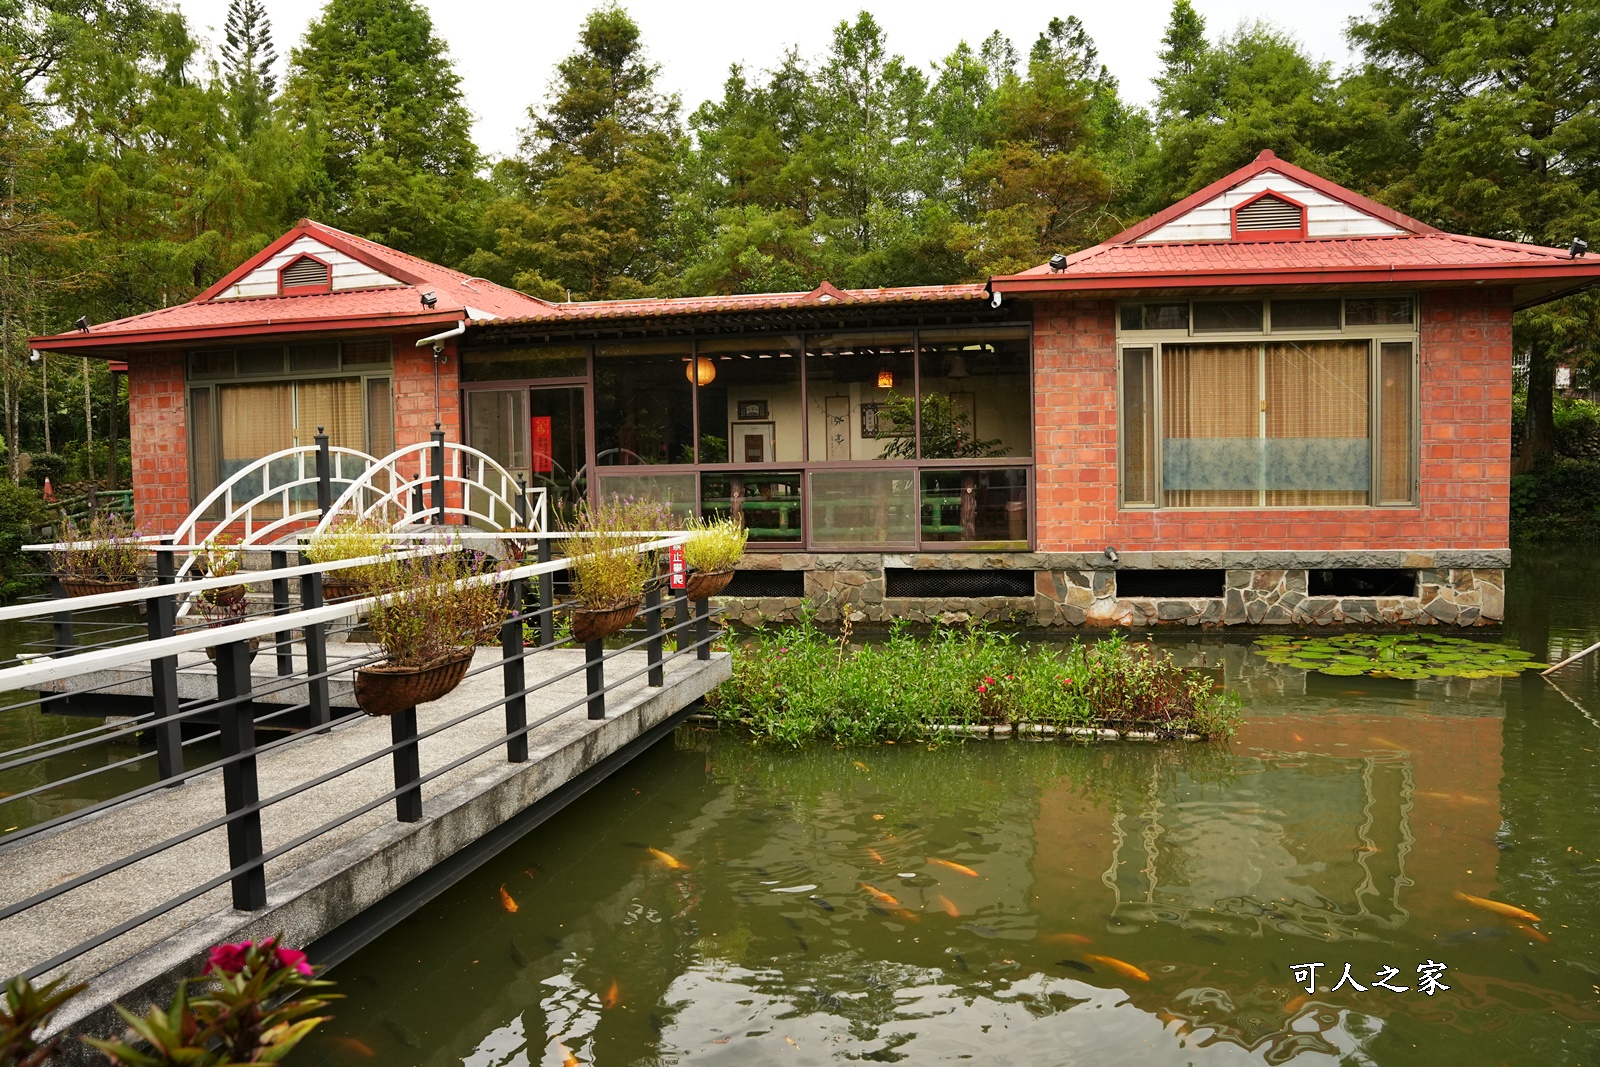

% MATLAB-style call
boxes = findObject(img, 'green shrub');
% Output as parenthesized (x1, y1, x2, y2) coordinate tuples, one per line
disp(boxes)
(367, 550, 506, 668)
(51, 511, 143, 582)
(303, 515, 393, 588)
(706, 617, 1242, 746)
(1510, 458, 1600, 541)
(0, 481, 47, 601)
(23, 452, 68, 490)
(560, 498, 678, 608)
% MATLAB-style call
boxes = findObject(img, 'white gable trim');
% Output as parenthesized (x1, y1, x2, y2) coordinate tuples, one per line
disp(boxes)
(1135, 171, 1407, 243)
(214, 235, 404, 299)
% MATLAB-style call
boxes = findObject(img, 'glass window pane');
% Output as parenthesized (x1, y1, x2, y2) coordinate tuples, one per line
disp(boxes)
(1121, 348, 1156, 506)
(1379, 342, 1415, 504)
(189, 387, 217, 507)
(1270, 298, 1342, 331)
(462, 344, 589, 382)
(1345, 296, 1414, 327)
(920, 469, 1028, 543)
(289, 343, 340, 373)
(1193, 300, 1263, 332)
(595, 471, 697, 524)
(917, 327, 1030, 459)
(702, 470, 801, 543)
(695, 336, 801, 463)
(809, 468, 915, 546)
(1120, 303, 1189, 331)
(805, 332, 915, 461)
(218, 382, 292, 515)
(1161, 343, 1260, 507)
(296, 378, 364, 450)
(366, 377, 394, 458)
(343, 339, 392, 366)
(594, 340, 694, 464)
(236, 346, 285, 375)
(188, 349, 233, 378)
(1264, 341, 1371, 506)
(466, 389, 528, 475)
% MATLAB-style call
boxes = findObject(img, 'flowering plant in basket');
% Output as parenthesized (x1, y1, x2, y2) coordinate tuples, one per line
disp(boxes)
(51, 512, 144, 596)
(194, 534, 247, 614)
(560, 497, 677, 641)
(303, 515, 393, 600)
(682, 516, 747, 600)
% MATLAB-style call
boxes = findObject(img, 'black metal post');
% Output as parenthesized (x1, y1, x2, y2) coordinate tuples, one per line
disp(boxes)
(49, 577, 74, 655)
(695, 596, 711, 661)
(412, 483, 426, 521)
(585, 639, 605, 719)
(502, 578, 527, 763)
(314, 427, 332, 517)
(298, 552, 331, 728)
(390, 707, 423, 822)
(536, 535, 554, 648)
(645, 585, 664, 687)
(515, 475, 528, 528)
(215, 637, 267, 910)
(270, 549, 293, 677)
(148, 542, 183, 781)
(430, 425, 446, 525)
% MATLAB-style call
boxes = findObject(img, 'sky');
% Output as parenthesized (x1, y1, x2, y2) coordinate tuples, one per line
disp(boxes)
(175, 0, 1379, 160)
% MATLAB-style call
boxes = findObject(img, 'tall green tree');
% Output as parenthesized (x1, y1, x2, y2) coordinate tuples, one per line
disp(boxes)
(472, 4, 682, 300)
(1153, 0, 1207, 105)
(219, 0, 276, 140)
(283, 0, 484, 265)
(1349, 0, 1600, 471)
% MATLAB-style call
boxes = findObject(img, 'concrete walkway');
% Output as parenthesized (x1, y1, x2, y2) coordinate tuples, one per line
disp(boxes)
(0, 644, 729, 1041)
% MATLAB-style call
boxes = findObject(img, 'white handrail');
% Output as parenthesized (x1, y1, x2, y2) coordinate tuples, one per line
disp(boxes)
(171, 445, 379, 546)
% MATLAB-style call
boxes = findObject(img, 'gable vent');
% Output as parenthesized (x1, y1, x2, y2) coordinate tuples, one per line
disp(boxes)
(1235, 194, 1304, 233)
(281, 256, 330, 291)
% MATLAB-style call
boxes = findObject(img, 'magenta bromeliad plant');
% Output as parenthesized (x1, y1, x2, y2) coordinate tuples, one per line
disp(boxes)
(1, 936, 336, 1066)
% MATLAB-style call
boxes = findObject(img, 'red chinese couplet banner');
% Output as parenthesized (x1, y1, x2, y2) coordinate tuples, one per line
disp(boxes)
(531, 416, 553, 473)
(669, 545, 686, 589)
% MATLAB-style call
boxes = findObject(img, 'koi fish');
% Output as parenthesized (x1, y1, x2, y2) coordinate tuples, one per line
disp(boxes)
(330, 1037, 376, 1058)
(1084, 954, 1150, 982)
(866, 847, 886, 864)
(860, 882, 901, 907)
(499, 885, 518, 913)
(1284, 993, 1311, 1014)
(1454, 891, 1540, 923)
(557, 1042, 580, 1067)
(786, 1036, 798, 1048)
(649, 848, 689, 870)
(1042, 932, 1091, 946)
(603, 980, 620, 1009)
(937, 895, 961, 917)
(1056, 958, 1092, 973)
(852, 761, 870, 772)
(872, 814, 885, 821)
(1514, 922, 1552, 944)
(508, 938, 530, 967)
(892, 907, 921, 923)
(1292, 734, 1304, 743)
(929, 857, 979, 877)
(1367, 736, 1405, 750)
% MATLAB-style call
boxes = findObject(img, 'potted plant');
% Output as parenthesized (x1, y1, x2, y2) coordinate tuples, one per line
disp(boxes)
(195, 534, 248, 613)
(303, 515, 392, 600)
(560, 499, 666, 642)
(51, 511, 144, 597)
(682, 516, 748, 600)
(354, 551, 506, 716)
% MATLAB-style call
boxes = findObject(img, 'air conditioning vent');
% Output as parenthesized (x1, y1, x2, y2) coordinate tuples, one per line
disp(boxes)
(1235, 195, 1303, 233)
(884, 569, 1035, 598)
(281, 256, 330, 291)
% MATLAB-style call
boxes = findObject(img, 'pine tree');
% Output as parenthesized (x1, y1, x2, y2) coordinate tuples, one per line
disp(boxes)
(220, 0, 277, 139)
(1153, 0, 1207, 109)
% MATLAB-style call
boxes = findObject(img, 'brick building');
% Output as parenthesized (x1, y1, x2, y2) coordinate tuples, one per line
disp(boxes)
(34, 152, 1600, 627)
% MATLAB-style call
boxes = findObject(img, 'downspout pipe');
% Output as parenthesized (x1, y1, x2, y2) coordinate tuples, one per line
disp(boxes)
(416, 321, 466, 435)
(415, 320, 466, 348)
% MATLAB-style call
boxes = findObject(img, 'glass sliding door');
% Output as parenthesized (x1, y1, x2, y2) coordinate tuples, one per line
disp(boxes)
(529, 387, 587, 520)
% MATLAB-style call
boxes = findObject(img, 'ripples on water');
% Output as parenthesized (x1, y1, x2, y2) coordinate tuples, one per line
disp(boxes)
(125, 553, 1600, 1064)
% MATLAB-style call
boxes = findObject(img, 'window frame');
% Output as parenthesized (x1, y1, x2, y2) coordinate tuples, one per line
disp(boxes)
(1115, 294, 1420, 511)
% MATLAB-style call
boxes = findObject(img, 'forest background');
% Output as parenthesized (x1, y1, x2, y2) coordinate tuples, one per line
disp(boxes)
(1, 0, 1597, 540)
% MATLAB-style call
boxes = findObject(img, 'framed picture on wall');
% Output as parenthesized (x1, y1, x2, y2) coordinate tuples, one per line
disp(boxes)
(737, 399, 769, 420)
(860, 402, 910, 439)
(731, 421, 775, 463)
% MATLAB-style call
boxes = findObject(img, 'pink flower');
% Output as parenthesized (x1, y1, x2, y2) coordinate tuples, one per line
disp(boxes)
(976, 684, 989, 693)
(273, 946, 314, 976)
(1061, 677, 1074, 686)
(1005, 674, 1013, 680)
(204, 942, 250, 975)
(984, 676, 995, 685)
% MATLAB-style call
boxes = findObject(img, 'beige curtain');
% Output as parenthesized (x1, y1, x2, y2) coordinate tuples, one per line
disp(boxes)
(1379, 343, 1414, 503)
(1265, 340, 1369, 506)
(1162, 343, 1258, 507)
(296, 378, 364, 449)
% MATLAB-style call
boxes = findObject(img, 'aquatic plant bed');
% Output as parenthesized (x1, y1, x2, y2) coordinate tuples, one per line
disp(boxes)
(1253, 631, 1546, 679)
(705, 619, 1240, 746)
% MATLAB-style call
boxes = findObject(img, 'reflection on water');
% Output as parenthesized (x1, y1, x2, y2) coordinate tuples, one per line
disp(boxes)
(32, 550, 1600, 1064)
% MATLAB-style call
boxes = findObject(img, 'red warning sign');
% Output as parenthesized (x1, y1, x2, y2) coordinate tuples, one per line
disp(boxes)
(669, 544, 687, 589)
(531, 416, 553, 473)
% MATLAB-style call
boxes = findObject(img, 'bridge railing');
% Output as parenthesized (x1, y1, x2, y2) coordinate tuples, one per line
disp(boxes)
(0, 530, 724, 987)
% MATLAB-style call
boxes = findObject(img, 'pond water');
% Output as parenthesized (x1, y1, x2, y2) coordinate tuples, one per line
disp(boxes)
(14, 552, 1600, 1065)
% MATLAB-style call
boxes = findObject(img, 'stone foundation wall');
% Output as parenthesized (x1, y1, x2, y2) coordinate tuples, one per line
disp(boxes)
(717, 551, 1507, 629)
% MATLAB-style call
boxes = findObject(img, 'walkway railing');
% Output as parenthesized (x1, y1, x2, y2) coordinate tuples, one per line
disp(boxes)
(0, 531, 723, 984)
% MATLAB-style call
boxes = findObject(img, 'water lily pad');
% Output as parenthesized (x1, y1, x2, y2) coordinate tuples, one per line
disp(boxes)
(1318, 665, 1368, 676)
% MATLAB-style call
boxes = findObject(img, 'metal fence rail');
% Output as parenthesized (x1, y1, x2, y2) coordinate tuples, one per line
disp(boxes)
(0, 530, 722, 984)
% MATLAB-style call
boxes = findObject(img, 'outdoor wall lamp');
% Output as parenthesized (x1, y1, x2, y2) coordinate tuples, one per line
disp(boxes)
(420, 290, 438, 308)
(28, 349, 40, 364)
(1572, 238, 1589, 259)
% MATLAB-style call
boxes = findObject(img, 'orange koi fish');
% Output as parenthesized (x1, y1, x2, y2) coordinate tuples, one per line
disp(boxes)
(649, 847, 689, 870)
(330, 1037, 376, 1058)
(852, 761, 870, 772)
(1284, 993, 1311, 1014)
(866, 847, 886, 864)
(498, 885, 519, 913)
(557, 1042, 580, 1067)
(603, 980, 620, 1009)
(1453, 891, 1540, 924)
(1083, 954, 1150, 982)
(892, 907, 921, 923)
(929, 857, 979, 877)
(937, 895, 961, 917)
(861, 882, 901, 907)
(1513, 922, 1552, 944)
(1042, 932, 1092, 946)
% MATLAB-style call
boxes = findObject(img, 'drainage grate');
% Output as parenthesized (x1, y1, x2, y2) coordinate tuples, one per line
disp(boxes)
(723, 570, 805, 598)
(1309, 568, 1416, 597)
(884, 569, 1035, 598)
(1115, 569, 1226, 598)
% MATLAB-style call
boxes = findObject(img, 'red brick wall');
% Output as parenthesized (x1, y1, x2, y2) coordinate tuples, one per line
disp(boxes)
(1030, 289, 1513, 552)
(393, 334, 460, 449)
(127, 349, 190, 533)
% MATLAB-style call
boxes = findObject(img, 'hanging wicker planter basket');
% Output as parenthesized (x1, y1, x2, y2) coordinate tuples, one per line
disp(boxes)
(321, 578, 365, 602)
(354, 649, 474, 717)
(57, 576, 138, 598)
(683, 569, 734, 601)
(569, 599, 642, 643)
(205, 635, 262, 663)
(201, 584, 248, 611)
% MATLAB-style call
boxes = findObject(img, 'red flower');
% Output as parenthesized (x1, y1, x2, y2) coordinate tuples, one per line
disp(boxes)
(273, 945, 314, 976)
(976, 684, 989, 693)
(1061, 677, 1074, 686)
(984, 676, 995, 685)
(204, 942, 250, 975)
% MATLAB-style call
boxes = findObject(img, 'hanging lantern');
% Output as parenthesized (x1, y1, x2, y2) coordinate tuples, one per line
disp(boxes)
(876, 367, 894, 389)
(686, 357, 716, 386)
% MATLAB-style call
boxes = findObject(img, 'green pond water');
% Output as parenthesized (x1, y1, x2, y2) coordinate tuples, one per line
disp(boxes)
(288, 549, 1600, 1067)
(4, 554, 1599, 1064)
